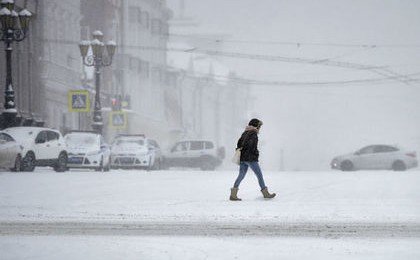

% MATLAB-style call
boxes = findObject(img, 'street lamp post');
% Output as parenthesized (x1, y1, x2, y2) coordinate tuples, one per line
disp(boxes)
(79, 30, 116, 134)
(0, 0, 31, 129)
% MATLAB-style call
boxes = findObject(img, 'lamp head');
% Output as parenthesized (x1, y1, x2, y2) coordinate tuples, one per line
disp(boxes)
(91, 38, 104, 58)
(18, 9, 31, 30)
(79, 40, 90, 57)
(106, 40, 116, 57)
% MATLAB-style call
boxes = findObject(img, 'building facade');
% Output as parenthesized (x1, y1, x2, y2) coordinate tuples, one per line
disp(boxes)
(0, 0, 83, 132)
(39, 0, 82, 133)
(117, 0, 175, 144)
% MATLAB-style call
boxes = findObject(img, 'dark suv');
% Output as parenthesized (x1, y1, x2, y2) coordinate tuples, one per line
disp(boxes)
(163, 140, 225, 171)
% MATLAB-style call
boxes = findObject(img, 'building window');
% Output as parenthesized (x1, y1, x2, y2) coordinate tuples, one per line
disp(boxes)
(129, 57, 138, 70)
(142, 61, 150, 78)
(151, 19, 161, 35)
(142, 11, 150, 29)
(137, 8, 142, 24)
(129, 7, 137, 23)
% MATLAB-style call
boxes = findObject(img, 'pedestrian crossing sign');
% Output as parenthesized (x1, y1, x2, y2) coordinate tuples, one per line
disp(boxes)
(68, 90, 90, 112)
(110, 111, 127, 129)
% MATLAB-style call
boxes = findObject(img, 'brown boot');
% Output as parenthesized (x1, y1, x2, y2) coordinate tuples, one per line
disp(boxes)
(230, 188, 242, 201)
(261, 187, 276, 199)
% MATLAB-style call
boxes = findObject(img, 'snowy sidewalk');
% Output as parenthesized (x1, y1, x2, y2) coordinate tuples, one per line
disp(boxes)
(0, 169, 419, 224)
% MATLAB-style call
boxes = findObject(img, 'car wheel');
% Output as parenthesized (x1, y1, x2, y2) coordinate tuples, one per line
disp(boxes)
(22, 152, 36, 172)
(340, 160, 354, 171)
(392, 160, 406, 171)
(54, 152, 68, 172)
(10, 154, 22, 172)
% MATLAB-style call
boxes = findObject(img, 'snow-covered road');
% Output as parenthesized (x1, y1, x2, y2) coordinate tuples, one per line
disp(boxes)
(1, 169, 419, 259)
(1, 221, 419, 238)
(1, 169, 419, 223)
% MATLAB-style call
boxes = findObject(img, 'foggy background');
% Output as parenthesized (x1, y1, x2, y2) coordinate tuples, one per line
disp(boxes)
(167, 0, 420, 171)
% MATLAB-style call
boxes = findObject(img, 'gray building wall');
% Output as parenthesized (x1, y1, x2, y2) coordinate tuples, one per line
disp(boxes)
(39, 0, 82, 133)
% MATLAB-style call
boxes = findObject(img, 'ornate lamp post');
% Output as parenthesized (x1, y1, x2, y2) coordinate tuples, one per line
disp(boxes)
(0, 0, 31, 129)
(79, 30, 116, 134)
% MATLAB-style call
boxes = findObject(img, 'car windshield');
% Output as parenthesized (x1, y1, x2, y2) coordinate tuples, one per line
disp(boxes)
(0, 133, 15, 142)
(65, 133, 99, 148)
(114, 139, 145, 147)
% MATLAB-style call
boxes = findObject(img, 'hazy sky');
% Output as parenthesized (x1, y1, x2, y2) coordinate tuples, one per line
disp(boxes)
(167, 0, 420, 170)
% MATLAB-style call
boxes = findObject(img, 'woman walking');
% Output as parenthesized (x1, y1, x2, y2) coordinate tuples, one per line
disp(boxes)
(230, 118, 276, 201)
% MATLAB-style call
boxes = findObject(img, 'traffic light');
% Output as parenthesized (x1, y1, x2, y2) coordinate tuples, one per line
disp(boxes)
(111, 96, 121, 111)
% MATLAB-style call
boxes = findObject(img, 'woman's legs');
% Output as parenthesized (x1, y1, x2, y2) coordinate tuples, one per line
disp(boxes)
(233, 162, 248, 188)
(248, 161, 267, 190)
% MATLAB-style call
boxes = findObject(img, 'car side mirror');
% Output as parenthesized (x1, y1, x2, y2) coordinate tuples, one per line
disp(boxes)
(354, 151, 360, 156)
(0, 139, 6, 144)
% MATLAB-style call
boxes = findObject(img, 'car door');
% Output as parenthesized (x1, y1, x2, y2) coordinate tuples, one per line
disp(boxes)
(189, 141, 205, 162)
(46, 131, 60, 159)
(34, 131, 49, 160)
(353, 145, 376, 169)
(168, 141, 189, 166)
(374, 145, 399, 169)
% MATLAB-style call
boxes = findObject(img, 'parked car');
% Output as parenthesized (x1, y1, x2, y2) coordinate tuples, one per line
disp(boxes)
(331, 144, 418, 171)
(163, 140, 225, 171)
(0, 132, 23, 171)
(1, 127, 68, 172)
(65, 131, 111, 171)
(111, 134, 163, 170)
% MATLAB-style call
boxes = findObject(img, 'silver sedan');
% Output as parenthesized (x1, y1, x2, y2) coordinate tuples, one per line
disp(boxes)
(331, 144, 418, 171)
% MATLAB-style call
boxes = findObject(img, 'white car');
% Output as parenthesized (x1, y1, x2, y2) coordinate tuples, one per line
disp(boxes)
(65, 131, 111, 171)
(163, 140, 225, 171)
(111, 135, 163, 170)
(1, 127, 68, 172)
(0, 132, 23, 171)
(331, 144, 418, 171)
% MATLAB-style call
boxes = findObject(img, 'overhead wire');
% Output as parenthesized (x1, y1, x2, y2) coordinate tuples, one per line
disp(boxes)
(40, 37, 419, 87)
(169, 33, 420, 49)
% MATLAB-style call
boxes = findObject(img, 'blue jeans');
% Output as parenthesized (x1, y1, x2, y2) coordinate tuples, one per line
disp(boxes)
(233, 161, 267, 190)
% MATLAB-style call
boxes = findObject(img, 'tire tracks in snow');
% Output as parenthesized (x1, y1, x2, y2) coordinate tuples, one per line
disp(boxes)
(0, 221, 419, 238)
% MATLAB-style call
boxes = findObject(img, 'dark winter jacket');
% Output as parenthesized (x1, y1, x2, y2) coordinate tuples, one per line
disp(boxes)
(237, 127, 259, 162)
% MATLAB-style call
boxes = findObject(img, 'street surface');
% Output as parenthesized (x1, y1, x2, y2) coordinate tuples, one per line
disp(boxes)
(0, 168, 419, 259)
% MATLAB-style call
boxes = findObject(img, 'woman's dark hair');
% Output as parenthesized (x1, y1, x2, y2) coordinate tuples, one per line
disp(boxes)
(248, 118, 263, 128)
